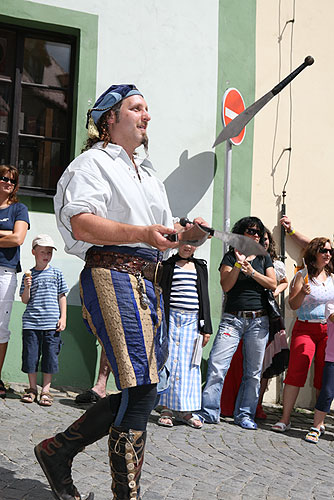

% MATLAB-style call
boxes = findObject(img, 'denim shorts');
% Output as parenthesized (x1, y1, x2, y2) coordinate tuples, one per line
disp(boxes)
(22, 329, 62, 374)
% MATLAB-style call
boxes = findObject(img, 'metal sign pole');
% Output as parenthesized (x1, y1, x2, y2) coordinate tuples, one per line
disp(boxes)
(223, 139, 232, 255)
(280, 190, 286, 320)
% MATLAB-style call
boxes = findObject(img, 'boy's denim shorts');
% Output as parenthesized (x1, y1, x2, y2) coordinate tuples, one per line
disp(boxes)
(22, 329, 62, 374)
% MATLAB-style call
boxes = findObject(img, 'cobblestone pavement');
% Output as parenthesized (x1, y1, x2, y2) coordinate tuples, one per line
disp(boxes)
(1, 384, 334, 500)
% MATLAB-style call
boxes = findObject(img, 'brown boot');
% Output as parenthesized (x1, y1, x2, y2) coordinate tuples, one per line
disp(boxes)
(109, 426, 146, 499)
(34, 393, 120, 500)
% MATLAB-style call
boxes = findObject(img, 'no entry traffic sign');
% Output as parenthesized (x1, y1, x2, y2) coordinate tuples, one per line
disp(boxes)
(221, 88, 246, 146)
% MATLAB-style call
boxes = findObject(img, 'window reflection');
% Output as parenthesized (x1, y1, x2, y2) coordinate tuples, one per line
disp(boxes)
(21, 88, 67, 138)
(0, 31, 15, 79)
(23, 38, 71, 88)
(0, 84, 11, 133)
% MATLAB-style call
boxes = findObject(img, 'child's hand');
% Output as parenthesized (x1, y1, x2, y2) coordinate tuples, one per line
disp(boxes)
(56, 318, 66, 332)
(328, 314, 334, 323)
(24, 275, 32, 287)
(201, 333, 211, 347)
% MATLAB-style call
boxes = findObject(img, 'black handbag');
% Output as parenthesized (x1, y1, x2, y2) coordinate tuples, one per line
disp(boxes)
(264, 288, 281, 320)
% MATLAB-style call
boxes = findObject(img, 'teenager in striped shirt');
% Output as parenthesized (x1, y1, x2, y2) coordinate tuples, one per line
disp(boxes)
(158, 243, 212, 428)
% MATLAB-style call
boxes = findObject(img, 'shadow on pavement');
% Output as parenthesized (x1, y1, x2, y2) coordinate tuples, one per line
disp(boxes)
(0, 466, 54, 500)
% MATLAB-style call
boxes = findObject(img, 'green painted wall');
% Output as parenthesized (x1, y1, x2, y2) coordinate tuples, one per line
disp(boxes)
(4, 303, 103, 389)
(205, 0, 257, 359)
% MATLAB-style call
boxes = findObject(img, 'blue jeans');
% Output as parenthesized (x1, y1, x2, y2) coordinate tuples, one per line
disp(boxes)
(22, 329, 62, 374)
(199, 313, 269, 423)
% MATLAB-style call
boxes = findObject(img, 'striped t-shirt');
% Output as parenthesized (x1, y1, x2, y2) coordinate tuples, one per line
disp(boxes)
(169, 265, 199, 311)
(20, 266, 68, 330)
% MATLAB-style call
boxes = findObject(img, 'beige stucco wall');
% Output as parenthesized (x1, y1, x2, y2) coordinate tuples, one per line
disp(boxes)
(253, 0, 334, 407)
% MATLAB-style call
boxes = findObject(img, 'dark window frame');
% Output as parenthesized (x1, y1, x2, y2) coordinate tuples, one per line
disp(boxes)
(0, 22, 76, 197)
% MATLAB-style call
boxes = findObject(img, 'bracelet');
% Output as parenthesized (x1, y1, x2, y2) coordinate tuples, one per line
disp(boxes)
(288, 228, 296, 236)
(250, 270, 255, 277)
(234, 262, 242, 269)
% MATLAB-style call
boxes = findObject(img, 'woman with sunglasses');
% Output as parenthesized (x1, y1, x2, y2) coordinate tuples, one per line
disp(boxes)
(220, 226, 289, 420)
(272, 237, 334, 432)
(0, 165, 29, 398)
(198, 216, 276, 429)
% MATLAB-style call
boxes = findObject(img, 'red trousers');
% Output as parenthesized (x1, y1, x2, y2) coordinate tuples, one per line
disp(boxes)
(284, 320, 327, 389)
(220, 341, 243, 416)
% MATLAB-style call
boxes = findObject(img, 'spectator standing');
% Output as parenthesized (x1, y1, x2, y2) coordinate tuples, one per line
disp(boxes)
(220, 227, 289, 419)
(20, 234, 68, 406)
(272, 237, 334, 432)
(0, 165, 29, 398)
(158, 243, 212, 428)
(198, 216, 276, 430)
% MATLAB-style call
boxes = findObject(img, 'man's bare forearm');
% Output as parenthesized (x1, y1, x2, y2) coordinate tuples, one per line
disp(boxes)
(70, 213, 178, 251)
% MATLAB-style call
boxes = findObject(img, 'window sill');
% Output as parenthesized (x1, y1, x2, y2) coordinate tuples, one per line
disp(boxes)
(18, 187, 55, 198)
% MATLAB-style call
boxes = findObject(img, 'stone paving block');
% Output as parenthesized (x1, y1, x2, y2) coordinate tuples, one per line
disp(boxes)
(3, 394, 334, 500)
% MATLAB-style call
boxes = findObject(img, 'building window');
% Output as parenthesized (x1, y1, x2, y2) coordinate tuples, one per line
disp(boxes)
(0, 25, 75, 196)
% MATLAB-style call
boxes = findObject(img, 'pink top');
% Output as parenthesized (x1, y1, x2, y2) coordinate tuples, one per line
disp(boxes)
(325, 301, 334, 362)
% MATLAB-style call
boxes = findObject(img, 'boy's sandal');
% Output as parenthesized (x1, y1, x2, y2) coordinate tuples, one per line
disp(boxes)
(39, 392, 53, 407)
(320, 425, 325, 435)
(21, 388, 38, 403)
(305, 427, 321, 444)
(271, 421, 291, 432)
(0, 379, 6, 399)
(176, 413, 203, 429)
(157, 409, 174, 427)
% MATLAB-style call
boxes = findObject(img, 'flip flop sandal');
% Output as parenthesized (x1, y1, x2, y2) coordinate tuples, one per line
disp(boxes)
(305, 427, 321, 443)
(175, 413, 203, 429)
(157, 409, 174, 427)
(39, 392, 53, 407)
(0, 379, 7, 399)
(21, 388, 38, 403)
(271, 421, 291, 432)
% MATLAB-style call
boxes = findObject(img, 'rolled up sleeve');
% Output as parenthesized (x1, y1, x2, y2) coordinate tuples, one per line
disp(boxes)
(57, 168, 110, 232)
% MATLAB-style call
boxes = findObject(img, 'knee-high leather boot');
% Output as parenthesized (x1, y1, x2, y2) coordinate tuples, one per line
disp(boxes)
(34, 393, 121, 500)
(108, 426, 146, 500)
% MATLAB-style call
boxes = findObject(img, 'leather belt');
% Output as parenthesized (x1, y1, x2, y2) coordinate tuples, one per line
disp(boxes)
(227, 309, 267, 319)
(85, 249, 163, 285)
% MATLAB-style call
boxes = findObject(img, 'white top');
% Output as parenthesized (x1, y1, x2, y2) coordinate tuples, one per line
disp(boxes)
(297, 274, 334, 321)
(170, 266, 199, 311)
(53, 143, 173, 260)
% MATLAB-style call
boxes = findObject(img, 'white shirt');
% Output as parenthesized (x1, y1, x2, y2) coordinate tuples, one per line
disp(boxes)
(53, 142, 173, 260)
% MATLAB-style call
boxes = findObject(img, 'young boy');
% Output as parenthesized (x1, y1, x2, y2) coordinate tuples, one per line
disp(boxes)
(20, 234, 68, 406)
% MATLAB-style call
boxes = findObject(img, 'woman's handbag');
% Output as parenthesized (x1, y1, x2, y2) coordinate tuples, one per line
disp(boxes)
(264, 288, 281, 320)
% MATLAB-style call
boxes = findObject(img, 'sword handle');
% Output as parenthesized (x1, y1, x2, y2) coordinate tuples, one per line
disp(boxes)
(179, 217, 192, 227)
(179, 217, 214, 236)
(271, 56, 314, 96)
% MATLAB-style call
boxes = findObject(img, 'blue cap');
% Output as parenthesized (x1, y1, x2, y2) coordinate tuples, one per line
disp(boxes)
(87, 84, 143, 127)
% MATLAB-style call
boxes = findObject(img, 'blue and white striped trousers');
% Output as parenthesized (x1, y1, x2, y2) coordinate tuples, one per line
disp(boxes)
(160, 308, 202, 412)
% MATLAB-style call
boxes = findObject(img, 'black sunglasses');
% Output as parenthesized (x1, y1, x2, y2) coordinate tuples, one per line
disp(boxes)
(0, 175, 16, 185)
(245, 228, 261, 237)
(319, 247, 333, 255)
